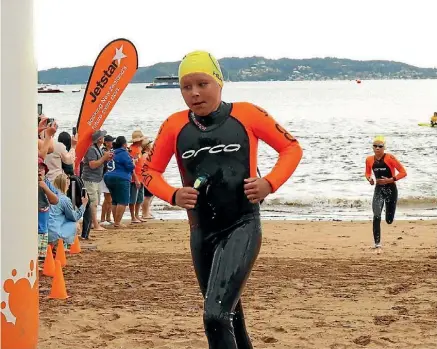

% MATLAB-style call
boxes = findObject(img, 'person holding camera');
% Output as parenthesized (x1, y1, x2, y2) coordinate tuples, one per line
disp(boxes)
(81, 130, 113, 232)
(38, 115, 57, 159)
(45, 130, 78, 182)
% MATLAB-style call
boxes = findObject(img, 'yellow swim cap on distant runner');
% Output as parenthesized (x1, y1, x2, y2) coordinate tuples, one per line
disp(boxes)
(178, 50, 224, 87)
(373, 135, 385, 144)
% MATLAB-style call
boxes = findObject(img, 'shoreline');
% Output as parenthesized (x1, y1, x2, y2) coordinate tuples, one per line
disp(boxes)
(108, 205, 437, 222)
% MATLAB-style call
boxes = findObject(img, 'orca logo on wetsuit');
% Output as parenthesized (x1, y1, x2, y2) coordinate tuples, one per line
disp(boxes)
(181, 144, 241, 159)
(275, 124, 295, 142)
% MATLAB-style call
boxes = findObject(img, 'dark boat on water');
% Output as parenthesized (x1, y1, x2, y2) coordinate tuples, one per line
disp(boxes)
(38, 85, 64, 93)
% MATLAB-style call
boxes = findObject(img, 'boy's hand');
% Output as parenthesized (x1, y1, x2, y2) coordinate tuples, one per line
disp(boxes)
(244, 178, 272, 204)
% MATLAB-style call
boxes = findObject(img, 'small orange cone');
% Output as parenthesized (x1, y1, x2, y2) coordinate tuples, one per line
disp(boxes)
(43, 245, 56, 277)
(48, 260, 68, 299)
(55, 239, 67, 267)
(70, 235, 81, 254)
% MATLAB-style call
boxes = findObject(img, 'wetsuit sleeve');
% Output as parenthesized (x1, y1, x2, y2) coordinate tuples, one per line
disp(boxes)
(388, 154, 407, 181)
(365, 157, 373, 181)
(141, 118, 178, 204)
(246, 104, 303, 193)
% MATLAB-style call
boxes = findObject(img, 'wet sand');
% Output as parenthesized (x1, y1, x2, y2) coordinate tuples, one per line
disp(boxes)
(38, 219, 437, 349)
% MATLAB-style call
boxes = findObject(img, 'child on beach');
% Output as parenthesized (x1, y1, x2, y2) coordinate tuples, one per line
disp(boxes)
(142, 50, 303, 348)
(48, 173, 88, 252)
(38, 157, 59, 261)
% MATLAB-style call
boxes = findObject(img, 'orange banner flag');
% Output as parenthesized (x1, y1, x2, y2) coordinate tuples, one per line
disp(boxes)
(74, 38, 138, 172)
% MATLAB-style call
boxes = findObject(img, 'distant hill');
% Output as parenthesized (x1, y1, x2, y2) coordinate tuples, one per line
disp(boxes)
(38, 57, 437, 84)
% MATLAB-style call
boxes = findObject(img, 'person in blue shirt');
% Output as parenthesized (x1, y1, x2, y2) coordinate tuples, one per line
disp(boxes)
(38, 157, 59, 261)
(104, 136, 135, 227)
(48, 173, 88, 250)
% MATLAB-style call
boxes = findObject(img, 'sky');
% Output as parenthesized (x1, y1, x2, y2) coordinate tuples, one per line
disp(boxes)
(35, 0, 437, 70)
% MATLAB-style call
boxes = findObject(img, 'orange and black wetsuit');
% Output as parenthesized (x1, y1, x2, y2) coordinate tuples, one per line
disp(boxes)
(365, 153, 407, 246)
(143, 101, 302, 348)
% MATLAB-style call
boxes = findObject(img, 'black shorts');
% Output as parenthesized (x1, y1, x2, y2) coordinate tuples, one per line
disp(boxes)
(143, 186, 153, 198)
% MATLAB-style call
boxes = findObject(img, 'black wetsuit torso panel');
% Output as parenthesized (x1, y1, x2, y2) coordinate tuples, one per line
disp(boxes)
(142, 100, 303, 349)
(372, 154, 393, 180)
(175, 102, 259, 232)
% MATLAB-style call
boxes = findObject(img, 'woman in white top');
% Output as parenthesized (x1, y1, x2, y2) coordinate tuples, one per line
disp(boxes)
(45, 131, 77, 182)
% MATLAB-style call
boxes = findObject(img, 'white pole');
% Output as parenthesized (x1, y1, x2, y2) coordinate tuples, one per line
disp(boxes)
(1, 1, 39, 348)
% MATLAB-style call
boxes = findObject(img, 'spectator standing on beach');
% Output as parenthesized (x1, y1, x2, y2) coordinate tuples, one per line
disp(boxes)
(81, 130, 112, 232)
(139, 138, 155, 219)
(100, 134, 115, 225)
(58, 131, 76, 176)
(38, 115, 57, 159)
(104, 136, 135, 228)
(128, 130, 147, 223)
(45, 131, 77, 182)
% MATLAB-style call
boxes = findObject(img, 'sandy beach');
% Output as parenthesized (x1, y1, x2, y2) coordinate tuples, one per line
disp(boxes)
(38, 219, 437, 349)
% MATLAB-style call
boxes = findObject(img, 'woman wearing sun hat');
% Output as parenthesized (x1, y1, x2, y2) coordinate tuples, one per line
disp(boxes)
(138, 137, 155, 219)
(128, 130, 146, 223)
(365, 135, 407, 251)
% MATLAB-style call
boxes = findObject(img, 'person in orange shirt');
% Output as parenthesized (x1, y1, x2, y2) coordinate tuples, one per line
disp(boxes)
(128, 130, 146, 223)
(139, 138, 155, 220)
(142, 50, 303, 348)
(365, 136, 407, 251)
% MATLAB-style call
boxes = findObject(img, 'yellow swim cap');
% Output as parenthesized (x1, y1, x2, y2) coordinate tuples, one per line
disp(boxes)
(178, 50, 224, 87)
(373, 135, 385, 144)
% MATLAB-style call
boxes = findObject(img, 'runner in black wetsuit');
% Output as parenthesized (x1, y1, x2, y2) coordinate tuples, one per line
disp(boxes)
(142, 51, 303, 348)
(365, 136, 407, 250)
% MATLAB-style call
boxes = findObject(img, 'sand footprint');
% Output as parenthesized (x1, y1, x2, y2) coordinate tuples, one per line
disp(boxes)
(373, 315, 398, 326)
(108, 312, 121, 321)
(125, 328, 146, 334)
(330, 344, 348, 349)
(353, 335, 371, 346)
(99, 333, 116, 341)
(261, 336, 278, 343)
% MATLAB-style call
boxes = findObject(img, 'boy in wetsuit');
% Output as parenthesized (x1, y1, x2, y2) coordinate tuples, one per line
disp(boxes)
(365, 135, 407, 252)
(142, 51, 303, 349)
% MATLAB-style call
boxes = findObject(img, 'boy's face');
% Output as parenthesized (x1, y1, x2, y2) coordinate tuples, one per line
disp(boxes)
(180, 73, 222, 116)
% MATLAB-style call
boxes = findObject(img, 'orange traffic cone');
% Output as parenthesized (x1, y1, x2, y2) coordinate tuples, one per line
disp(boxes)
(43, 245, 55, 277)
(55, 239, 67, 267)
(70, 235, 81, 254)
(48, 260, 68, 299)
